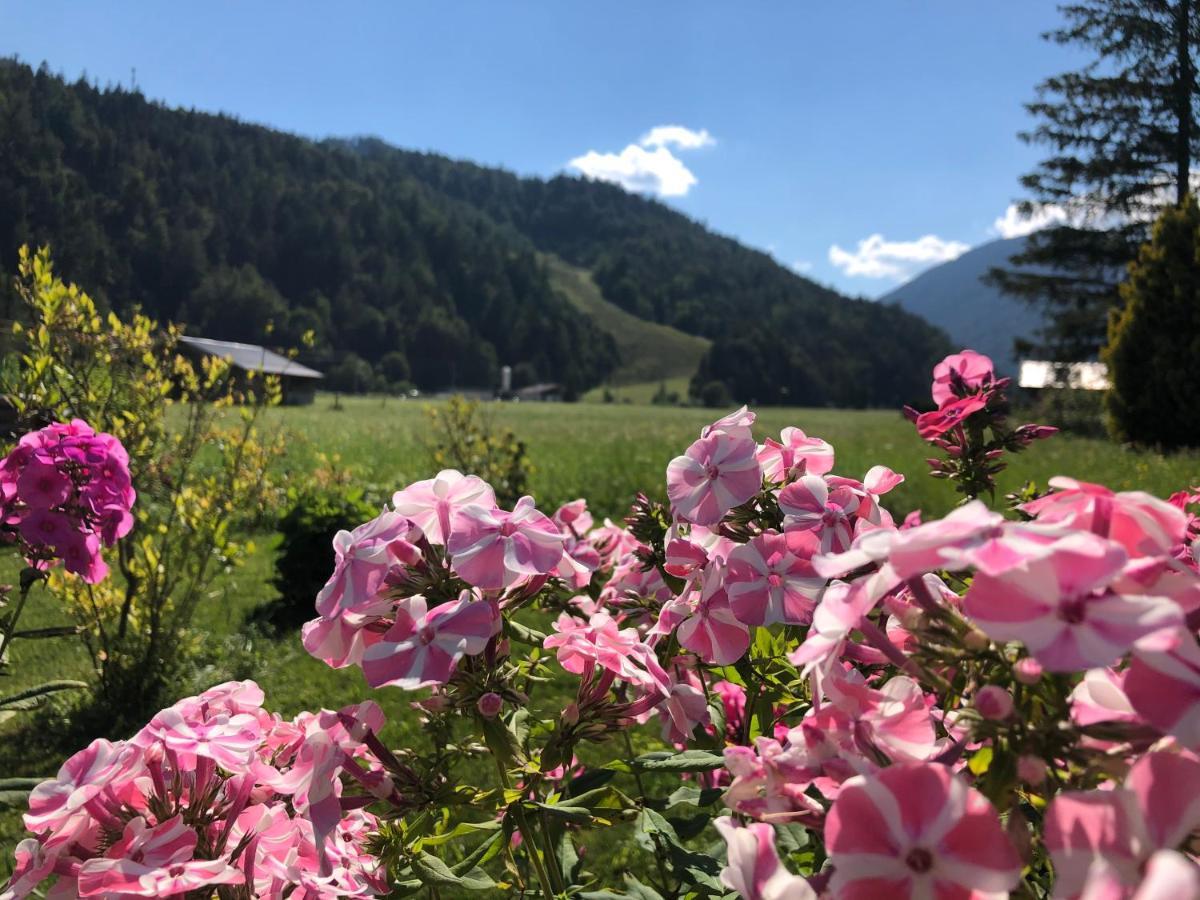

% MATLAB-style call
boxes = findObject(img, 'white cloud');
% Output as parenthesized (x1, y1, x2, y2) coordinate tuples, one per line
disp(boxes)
(828, 233, 970, 281)
(569, 145, 698, 197)
(639, 125, 715, 150)
(568, 124, 713, 197)
(991, 203, 1069, 239)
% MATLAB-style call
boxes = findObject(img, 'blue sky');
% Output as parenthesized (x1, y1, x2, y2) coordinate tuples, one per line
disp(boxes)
(0, 1, 1085, 297)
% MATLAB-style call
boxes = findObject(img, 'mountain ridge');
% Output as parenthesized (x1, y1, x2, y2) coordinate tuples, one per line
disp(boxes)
(0, 58, 949, 405)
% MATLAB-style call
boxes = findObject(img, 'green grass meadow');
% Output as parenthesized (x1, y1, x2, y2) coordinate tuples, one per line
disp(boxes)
(2, 393, 1197, 864)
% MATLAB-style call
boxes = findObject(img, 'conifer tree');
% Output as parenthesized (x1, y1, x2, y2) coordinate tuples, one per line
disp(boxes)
(1103, 195, 1200, 447)
(991, 0, 1199, 360)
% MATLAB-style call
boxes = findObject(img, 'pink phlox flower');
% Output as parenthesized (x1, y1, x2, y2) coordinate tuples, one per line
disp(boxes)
(75, 814, 203, 896)
(757, 426, 835, 483)
(1023, 477, 1187, 560)
(553, 498, 594, 536)
(722, 738, 823, 823)
(587, 518, 642, 570)
(822, 667, 940, 762)
(655, 673, 710, 744)
(664, 536, 710, 578)
(702, 405, 756, 441)
(360, 592, 499, 690)
(788, 581, 879, 678)
(1045, 751, 1200, 899)
(964, 532, 1183, 672)
(2, 839, 56, 900)
(544, 611, 647, 683)
(825, 761, 1021, 900)
(931, 349, 995, 406)
(391, 469, 495, 545)
(886, 500, 1061, 580)
(557, 531, 601, 589)
(1126, 629, 1200, 748)
(916, 392, 990, 440)
(136, 700, 264, 774)
(726, 529, 824, 626)
(667, 426, 762, 526)
(779, 475, 860, 553)
(714, 816, 817, 900)
(301, 601, 391, 670)
(447, 496, 565, 589)
(1075, 849, 1200, 900)
(316, 511, 421, 618)
(676, 564, 751, 665)
(24, 738, 141, 838)
(1070, 668, 1140, 728)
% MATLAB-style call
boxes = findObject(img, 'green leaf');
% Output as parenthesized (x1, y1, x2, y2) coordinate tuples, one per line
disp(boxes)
(504, 618, 547, 646)
(533, 801, 595, 824)
(629, 750, 725, 772)
(623, 874, 667, 900)
(565, 767, 616, 798)
(666, 783, 723, 809)
(969, 747, 994, 776)
(507, 706, 530, 747)
(411, 852, 496, 890)
(0, 680, 90, 711)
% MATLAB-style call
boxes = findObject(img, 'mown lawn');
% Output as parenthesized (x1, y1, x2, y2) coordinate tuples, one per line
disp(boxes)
(2, 394, 1197, 866)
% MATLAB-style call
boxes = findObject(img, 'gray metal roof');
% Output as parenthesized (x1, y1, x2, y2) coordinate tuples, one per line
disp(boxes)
(178, 336, 324, 379)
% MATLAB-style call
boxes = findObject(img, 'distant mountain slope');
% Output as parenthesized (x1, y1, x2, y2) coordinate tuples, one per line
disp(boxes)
(881, 238, 1047, 375)
(361, 144, 952, 407)
(542, 255, 710, 387)
(0, 59, 948, 405)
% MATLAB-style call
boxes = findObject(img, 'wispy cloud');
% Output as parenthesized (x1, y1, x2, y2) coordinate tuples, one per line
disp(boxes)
(639, 125, 715, 150)
(991, 203, 1069, 239)
(791, 260, 813, 274)
(568, 125, 714, 197)
(828, 233, 970, 281)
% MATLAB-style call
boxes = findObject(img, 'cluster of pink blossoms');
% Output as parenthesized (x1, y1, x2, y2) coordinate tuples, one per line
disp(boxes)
(3, 681, 389, 899)
(0, 420, 135, 582)
(904, 349, 1057, 495)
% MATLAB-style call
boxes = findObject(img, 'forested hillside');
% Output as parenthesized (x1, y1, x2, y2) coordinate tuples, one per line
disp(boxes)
(0, 59, 949, 405)
(0, 61, 616, 395)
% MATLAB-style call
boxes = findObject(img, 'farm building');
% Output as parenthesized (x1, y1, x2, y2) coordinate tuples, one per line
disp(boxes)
(1018, 360, 1109, 393)
(178, 336, 324, 405)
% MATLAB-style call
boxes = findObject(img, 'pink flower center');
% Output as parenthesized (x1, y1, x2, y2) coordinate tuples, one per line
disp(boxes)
(905, 847, 934, 873)
(169, 864, 187, 877)
(418, 624, 438, 645)
(821, 505, 846, 527)
(499, 520, 517, 537)
(705, 463, 720, 480)
(767, 573, 783, 588)
(1059, 596, 1089, 625)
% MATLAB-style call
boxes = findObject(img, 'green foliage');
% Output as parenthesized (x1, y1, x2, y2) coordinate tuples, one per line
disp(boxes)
(1, 246, 286, 723)
(270, 485, 377, 629)
(1103, 196, 1200, 447)
(421, 396, 530, 507)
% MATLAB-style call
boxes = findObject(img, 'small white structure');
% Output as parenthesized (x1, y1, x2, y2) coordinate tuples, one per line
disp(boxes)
(1018, 360, 1110, 392)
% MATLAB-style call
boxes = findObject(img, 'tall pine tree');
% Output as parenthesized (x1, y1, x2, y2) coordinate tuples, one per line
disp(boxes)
(990, 0, 1199, 360)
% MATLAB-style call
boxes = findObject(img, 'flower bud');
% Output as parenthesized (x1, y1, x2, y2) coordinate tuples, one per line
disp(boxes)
(1013, 657, 1043, 685)
(562, 702, 580, 726)
(476, 692, 503, 719)
(1017, 754, 1047, 786)
(973, 685, 1014, 721)
(963, 628, 989, 651)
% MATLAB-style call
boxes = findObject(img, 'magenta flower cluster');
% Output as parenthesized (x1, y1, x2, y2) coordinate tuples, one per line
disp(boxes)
(0, 419, 135, 582)
(5, 681, 388, 899)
